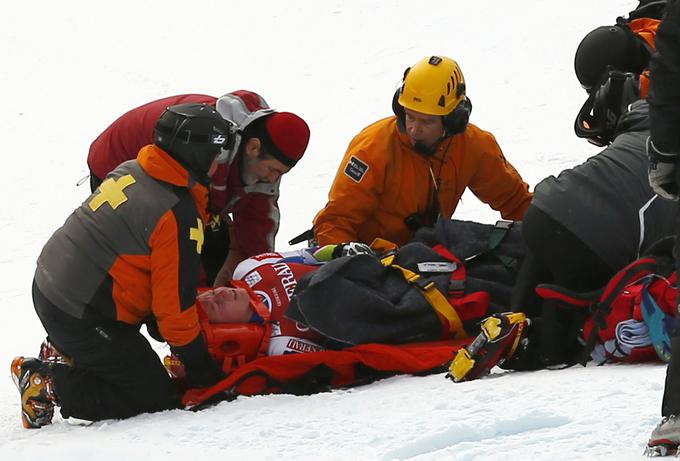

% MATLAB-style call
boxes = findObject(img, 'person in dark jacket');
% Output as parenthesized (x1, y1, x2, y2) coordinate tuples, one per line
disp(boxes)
(88, 91, 311, 286)
(573, 0, 667, 104)
(645, 0, 680, 454)
(10, 104, 233, 429)
(574, 15, 658, 98)
(509, 71, 678, 370)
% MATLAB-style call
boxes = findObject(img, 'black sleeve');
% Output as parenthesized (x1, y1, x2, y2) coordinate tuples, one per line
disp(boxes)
(649, 0, 680, 153)
(171, 333, 223, 388)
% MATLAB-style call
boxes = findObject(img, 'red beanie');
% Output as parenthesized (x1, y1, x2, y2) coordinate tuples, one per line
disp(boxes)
(263, 112, 310, 167)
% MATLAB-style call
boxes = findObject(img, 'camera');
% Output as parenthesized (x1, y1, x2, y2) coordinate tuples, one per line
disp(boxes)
(405, 213, 428, 232)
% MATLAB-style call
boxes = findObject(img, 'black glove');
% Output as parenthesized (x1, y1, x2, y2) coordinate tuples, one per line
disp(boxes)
(331, 242, 375, 258)
(647, 137, 680, 201)
(171, 334, 223, 388)
(143, 317, 164, 342)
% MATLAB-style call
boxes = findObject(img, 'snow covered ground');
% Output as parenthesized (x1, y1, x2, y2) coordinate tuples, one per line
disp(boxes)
(0, 0, 667, 459)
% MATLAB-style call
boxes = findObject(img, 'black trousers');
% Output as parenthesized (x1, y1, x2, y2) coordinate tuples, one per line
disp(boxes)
(510, 206, 615, 367)
(32, 280, 180, 421)
(662, 217, 680, 416)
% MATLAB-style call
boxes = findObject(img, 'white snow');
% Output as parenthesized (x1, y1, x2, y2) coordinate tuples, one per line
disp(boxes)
(0, 0, 667, 459)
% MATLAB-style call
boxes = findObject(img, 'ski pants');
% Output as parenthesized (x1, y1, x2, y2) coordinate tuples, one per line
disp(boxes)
(510, 205, 615, 366)
(32, 279, 181, 422)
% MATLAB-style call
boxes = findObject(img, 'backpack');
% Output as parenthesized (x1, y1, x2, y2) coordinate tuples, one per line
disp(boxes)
(535, 241, 677, 364)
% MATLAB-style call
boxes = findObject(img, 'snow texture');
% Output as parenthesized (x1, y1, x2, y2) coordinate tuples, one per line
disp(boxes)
(0, 0, 667, 459)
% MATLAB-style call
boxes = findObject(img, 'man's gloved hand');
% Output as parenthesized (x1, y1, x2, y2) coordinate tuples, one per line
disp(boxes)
(647, 137, 680, 201)
(171, 334, 223, 388)
(331, 242, 375, 258)
(311, 242, 375, 262)
(143, 317, 164, 342)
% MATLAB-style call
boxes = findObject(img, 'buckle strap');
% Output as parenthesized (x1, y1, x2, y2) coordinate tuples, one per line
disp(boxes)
(430, 244, 467, 296)
(463, 221, 518, 270)
(488, 220, 513, 251)
(381, 256, 466, 339)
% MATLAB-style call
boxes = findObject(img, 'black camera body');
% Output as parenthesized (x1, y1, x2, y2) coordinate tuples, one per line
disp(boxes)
(405, 207, 439, 232)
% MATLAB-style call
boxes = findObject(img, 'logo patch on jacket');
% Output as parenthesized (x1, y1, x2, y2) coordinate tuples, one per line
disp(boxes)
(344, 156, 369, 183)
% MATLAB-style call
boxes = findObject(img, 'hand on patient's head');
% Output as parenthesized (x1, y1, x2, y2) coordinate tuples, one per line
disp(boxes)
(198, 287, 253, 323)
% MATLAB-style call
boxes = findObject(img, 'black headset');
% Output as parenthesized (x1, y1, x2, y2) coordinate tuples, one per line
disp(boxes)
(392, 66, 472, 143)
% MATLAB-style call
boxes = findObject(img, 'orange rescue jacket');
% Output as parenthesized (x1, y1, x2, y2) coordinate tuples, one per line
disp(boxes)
(314, 116, 532, 246)
(35, 145, 209, 347)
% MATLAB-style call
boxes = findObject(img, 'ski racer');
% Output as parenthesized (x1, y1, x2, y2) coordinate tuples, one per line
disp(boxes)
(10, 103, 234, 429)
(88, 91, 310, 285)
(197, 245, 361, 357)
(188, 239, 482, 360)
(173, 218, 525, 375)
(312, 55, 532, 248)
(451, 63, 678, 380)
(644, 0, 680, 454)
(175, 228, 522, 408)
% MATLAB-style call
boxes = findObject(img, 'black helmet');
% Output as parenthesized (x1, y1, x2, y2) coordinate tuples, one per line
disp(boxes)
(154, 103, 235, 185)
(574, 20, 650, 92)
(574, 70, 640, 146)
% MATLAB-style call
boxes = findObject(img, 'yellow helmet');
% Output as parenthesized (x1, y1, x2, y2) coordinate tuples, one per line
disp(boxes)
(397, 56, 466, 116)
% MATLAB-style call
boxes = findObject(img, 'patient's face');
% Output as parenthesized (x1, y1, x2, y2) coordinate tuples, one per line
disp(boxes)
(199, 287, 252, 323)
(219, 287, 250, 309)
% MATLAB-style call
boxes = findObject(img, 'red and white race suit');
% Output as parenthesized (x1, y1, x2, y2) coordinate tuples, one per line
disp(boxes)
(233, 250, 326, 355)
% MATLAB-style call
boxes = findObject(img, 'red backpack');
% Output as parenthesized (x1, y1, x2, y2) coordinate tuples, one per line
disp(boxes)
(536, 251, 676, 364)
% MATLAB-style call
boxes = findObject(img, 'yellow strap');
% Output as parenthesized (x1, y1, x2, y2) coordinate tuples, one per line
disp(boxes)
(381, 254, 396, 266)
(369, 238, 399, 253)
(381, 257, 466, 339)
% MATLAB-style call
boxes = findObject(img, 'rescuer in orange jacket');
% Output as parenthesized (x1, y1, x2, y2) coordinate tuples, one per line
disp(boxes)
(313, 55, 532, 247)
(10, 104, 234, 429)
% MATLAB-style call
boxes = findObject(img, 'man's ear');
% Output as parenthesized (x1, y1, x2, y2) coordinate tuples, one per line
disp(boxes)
(244, 138, 261, 159)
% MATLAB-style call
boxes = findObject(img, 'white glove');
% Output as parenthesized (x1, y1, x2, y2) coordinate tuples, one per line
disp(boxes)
(332, 242, 375, 258)
(647, 137, 680, 201)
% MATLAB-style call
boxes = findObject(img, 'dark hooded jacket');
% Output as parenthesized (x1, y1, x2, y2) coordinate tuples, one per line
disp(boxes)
(532, 100, 678, 269)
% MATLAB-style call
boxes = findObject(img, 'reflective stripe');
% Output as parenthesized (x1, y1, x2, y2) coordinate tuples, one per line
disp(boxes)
(637, 195, 658, 258)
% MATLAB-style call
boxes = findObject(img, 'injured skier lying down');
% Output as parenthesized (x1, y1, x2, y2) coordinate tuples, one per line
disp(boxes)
(184, 214, 678, 386)
(166, 219, 525, 375)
